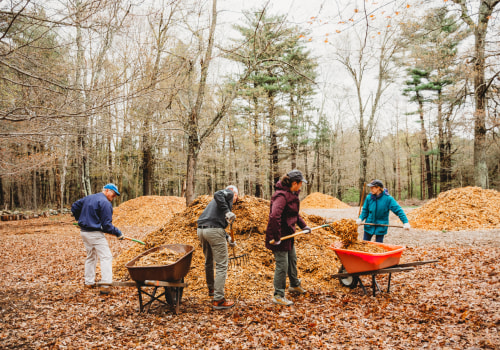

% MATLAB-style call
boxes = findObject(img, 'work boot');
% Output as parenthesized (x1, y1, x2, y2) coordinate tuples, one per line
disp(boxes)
(99, 286, 111, 295)
(208, 289, 214, 297)
(212, 298, 235, 310)
(288, 285, 307, 294)
(272, 295, 293, 306)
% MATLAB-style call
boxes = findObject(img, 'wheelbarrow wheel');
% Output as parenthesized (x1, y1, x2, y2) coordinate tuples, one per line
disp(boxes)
(338, 265, 358, 289)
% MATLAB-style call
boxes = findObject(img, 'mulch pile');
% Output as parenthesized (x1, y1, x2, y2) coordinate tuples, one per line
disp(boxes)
(301, 192, 351, 209)
(113, 195, 387, 300)
(113, 196, 186, 227)
(407, 187, 500, 231)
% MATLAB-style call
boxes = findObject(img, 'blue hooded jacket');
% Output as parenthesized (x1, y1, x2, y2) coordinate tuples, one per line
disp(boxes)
(359, 189, 408, 236)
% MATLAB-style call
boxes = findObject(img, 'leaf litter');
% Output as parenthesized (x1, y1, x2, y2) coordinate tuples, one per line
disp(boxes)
(0, 194, 498, 349)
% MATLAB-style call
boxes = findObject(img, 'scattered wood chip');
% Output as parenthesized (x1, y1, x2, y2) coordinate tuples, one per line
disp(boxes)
(134, 248, 184, 267)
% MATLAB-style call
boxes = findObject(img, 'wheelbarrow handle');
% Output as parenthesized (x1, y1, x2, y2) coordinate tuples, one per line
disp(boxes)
(269, 224, 330, 244)
(359, 223, 404, 228)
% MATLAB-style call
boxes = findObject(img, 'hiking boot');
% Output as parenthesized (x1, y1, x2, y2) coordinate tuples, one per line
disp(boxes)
(288, 285, 307, 294)
(272, 295, 293, 306)
(99, 286, 112, 295)
(212, 298, 235, 310)
(208, 289, 214, 297)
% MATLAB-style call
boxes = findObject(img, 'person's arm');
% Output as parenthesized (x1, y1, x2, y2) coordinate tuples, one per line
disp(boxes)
(297, 212, 308, 231)
(99, 201, 122, 237)
(359, 196, 369, 221)
(389, 197, 409, 224)
(71, 199, 83, 220)
(267, 194, 286, 243)
(214, 190, 232, 215)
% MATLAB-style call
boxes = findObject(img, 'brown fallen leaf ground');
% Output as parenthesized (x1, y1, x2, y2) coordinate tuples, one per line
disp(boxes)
(0, 214, 498, 349)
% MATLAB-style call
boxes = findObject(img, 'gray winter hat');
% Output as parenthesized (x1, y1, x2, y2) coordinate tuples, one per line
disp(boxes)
(287, 169, 308, 184)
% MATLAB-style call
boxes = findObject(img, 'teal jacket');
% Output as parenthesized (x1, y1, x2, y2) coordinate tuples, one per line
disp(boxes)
(359, 190, 408, 236)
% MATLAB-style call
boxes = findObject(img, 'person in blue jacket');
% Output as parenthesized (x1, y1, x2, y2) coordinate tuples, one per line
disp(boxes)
(356, 179, 410, 243)
(71, 183, 123, 294)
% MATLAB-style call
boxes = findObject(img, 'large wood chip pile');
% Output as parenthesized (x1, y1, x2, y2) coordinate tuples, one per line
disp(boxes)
(112, 195, 389, 300)
(407, 187, 500, 231)
(301, 192, 351, 209)
(113, 196, 186, 227)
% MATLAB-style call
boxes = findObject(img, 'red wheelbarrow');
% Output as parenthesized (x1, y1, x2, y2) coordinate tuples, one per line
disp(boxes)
(329, 241, 438, 296)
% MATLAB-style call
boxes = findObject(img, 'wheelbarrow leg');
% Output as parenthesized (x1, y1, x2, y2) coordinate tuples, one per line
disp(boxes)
(371, 275, 382, 297)
(357, 278, 368, 295)
(387, 273, 392, 293)
(137, 285, 144, 312)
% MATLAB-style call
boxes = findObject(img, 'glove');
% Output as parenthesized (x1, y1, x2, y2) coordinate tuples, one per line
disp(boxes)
(227, 238, 236, 247)
(117, 232, 124, 240)
(271, 240, 281, 246)
(356, 218, 362, 225)
(225, 211, 236, 222)
(403, 223, 411, 230)
(303, 226, 311, 234)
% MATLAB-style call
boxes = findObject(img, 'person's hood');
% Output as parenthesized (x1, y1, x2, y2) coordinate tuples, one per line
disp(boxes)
(275, 180, 301, 194)
(371, 188, 389, 200)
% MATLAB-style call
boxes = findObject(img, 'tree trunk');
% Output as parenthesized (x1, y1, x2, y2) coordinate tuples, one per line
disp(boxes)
(185, 132, 200, 205)
(453, 0, 499, 187)
(289, 95, 298, 169)
(142, 120, 154, 195)
(417, 96, 433, 198)
(268, 91, 279, 196)
(252, 94, 262, 197)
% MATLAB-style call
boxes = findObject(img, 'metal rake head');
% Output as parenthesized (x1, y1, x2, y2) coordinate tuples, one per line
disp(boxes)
(229, 253, 249, 268)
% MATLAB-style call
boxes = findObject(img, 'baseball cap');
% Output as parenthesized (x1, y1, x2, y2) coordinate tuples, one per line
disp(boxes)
(104, 183, 121, 196)
(287, 169, 308, 184)
(367, 179, 384, 188)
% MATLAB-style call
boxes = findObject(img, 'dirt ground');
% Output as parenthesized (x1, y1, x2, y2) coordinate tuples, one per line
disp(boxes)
(0, 210, 498, 349)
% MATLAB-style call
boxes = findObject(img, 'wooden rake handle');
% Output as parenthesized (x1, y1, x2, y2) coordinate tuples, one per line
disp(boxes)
(359, 223, 404, 228)
(269, 224, 330, 244)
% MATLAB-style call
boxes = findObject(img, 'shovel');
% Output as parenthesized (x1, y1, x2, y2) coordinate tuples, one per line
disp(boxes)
(268, 224, 330, 244)
(228, 221, 249, 268)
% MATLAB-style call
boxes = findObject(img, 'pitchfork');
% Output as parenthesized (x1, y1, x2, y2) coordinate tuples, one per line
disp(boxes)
(228, 219, 249, 268)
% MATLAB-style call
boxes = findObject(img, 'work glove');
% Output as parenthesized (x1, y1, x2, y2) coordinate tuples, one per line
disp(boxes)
(225, 211, 236, 223)
(356, 218, 362, 225)
(403, 223, 411, 230)
(271, 240, 281, 246)
(117, 232, 124, 240)
(226, 234, 236, 247)
(303, 226, 312, 234)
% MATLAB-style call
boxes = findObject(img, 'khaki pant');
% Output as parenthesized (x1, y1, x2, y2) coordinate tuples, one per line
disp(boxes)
(80, 230, 113, 285)
(273, 244, 300, 297)
(197, 227, 228, 301)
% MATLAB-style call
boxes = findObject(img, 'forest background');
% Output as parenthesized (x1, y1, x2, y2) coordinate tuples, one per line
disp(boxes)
(1, 0, 499, 210)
